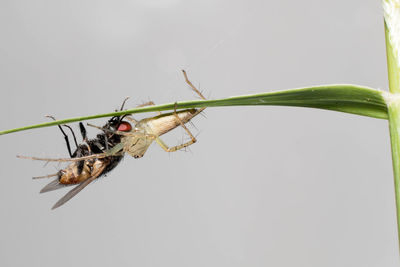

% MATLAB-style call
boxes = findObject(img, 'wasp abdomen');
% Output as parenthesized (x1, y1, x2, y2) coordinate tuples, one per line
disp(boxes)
(59, 161, 92, 184)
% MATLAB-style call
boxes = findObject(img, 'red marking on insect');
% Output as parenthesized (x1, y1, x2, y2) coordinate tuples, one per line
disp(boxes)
(117, 122, 132, 132)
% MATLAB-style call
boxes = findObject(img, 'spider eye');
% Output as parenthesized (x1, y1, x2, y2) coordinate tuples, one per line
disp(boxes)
(117, 121, 132, 132)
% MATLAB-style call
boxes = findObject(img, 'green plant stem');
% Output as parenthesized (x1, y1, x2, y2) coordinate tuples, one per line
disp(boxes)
(385, 20, 400, 250)
(0, 84, 387, 135)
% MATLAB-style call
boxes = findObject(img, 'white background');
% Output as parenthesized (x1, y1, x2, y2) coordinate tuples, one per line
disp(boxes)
(0, 0, 396, 266)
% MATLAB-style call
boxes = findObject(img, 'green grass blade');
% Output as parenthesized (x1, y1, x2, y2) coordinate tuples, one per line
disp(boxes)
(0, 84, 387, 136)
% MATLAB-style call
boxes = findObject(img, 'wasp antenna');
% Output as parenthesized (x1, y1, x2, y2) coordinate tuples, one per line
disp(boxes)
(120, 97, 130, 111)
(45, 115, 57, 120)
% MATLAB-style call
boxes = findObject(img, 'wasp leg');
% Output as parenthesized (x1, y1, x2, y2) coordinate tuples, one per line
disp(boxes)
(63, 124, 79, 151)
(46, 115, 78, 158)
(75, 122, 92, 174)
(79, 122, 91, 146)
(79, 122, 87, 141)
(79, 122, 92, 153)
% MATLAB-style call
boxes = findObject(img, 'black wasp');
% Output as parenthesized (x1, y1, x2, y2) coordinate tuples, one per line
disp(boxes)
(33, 99, 133, 209)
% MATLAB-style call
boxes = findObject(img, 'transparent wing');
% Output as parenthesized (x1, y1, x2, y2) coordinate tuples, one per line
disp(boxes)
(51, 164, 106, 210)
(40, 179, 71, 193)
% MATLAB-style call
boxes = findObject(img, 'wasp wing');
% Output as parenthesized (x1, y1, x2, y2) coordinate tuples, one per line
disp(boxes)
(40, 180, 71, 193)
(51, 164, 106, 210)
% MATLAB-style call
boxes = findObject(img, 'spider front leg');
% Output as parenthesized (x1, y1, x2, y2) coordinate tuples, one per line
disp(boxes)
(124, 116, 138, 124)
(87, 123, 132, 136)
(17, 151, 121, 163)
(119, 100, 161, 125)
(137, 100, 161, 116)
(86, 123, 156, 145)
